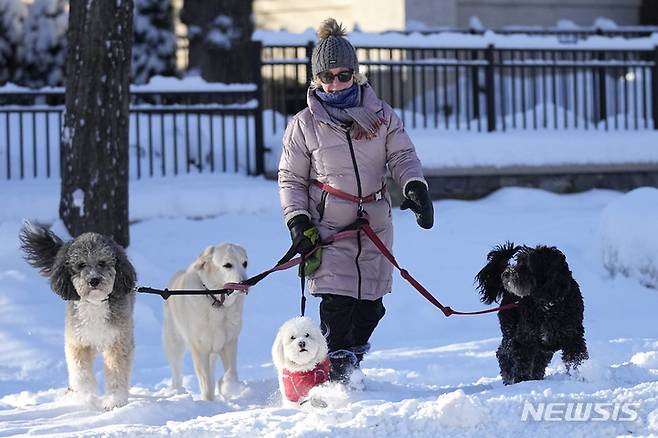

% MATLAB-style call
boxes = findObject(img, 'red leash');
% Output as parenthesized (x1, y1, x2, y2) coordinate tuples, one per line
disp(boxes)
(237, 217, 517, 317)
(354, 219, 517, 316)
(138, 217, 517, 317)
(136, 229, 355, 299)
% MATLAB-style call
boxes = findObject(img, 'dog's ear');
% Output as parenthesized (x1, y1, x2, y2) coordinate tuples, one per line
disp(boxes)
(49, 241, 80, 301)
(271, 327, 286, 370)
(112, 239, 136, 296)
(192, 246, 215, 270)
(475, 241, 518, 304)
(19, 221, 63, 276)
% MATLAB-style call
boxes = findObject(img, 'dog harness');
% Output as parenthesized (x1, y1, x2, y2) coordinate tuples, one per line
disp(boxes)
(281, 359, 330, 403)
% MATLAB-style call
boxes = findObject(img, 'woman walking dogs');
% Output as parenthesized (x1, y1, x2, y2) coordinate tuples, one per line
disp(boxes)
(278, 18, 434, 387)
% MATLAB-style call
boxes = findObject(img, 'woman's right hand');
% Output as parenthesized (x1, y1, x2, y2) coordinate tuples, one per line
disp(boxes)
(287, 215, 320, 256)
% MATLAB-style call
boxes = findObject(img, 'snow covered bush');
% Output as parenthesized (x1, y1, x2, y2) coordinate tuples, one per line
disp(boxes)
(598, 187, 658, 288)
(132, 0, 176, 84)
(0, 0, 27, 85)
(19, 0, 67, 88)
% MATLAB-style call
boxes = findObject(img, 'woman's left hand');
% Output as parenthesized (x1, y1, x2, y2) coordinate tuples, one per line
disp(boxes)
(401, 181, 434, 229)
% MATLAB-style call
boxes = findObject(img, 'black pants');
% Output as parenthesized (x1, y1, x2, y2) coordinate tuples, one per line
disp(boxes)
(319, 294, 386, 353)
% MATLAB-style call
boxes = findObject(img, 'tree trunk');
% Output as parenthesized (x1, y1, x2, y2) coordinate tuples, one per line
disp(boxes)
(60, 0, 133, 247)
(181, 0, 254, 82)
(640, 0, 658, 25)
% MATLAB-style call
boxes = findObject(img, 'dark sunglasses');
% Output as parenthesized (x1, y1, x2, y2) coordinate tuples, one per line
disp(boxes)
(317, 69, 354, 84)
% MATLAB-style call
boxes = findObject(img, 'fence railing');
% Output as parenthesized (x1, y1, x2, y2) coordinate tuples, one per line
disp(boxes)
(2, 37, 657, 180)
(0, 87, 265, 180)
(260, 42, 658, 133)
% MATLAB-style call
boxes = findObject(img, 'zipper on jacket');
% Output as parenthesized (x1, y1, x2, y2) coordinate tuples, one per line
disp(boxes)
(316, 190, 328, 222)
(346, 131, 363, 300)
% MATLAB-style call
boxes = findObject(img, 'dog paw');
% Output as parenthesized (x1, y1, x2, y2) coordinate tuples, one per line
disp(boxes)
(307, 383, 350, 409)
(218, 379, 246, 400)
(166, 384, 187, 396)
(63, 388, 98, 407)
(300, 396, 328, 409)
(102, 393, 128, 410)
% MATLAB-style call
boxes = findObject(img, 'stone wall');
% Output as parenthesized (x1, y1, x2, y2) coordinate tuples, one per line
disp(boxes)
(386, 165, 658, 205)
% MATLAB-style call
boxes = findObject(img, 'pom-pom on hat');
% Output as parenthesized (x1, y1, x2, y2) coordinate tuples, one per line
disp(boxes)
(311, 18, 359, 77)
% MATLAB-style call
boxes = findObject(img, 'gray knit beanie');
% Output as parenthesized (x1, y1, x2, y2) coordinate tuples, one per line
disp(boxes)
(311, 18, 359, 77)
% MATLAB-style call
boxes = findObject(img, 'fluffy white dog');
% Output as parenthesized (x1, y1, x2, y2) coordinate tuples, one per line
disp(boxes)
(272, 316, 329, 405)
(163, 243, 248, 401)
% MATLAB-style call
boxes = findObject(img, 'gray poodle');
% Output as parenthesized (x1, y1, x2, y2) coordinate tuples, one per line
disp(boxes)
(19, 222, 136, 410)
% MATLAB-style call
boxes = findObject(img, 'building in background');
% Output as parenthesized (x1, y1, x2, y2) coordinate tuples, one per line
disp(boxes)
(253, 0, 642, 32)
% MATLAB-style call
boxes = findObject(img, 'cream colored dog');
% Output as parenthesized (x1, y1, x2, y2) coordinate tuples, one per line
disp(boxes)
(163, 243, 248, 401)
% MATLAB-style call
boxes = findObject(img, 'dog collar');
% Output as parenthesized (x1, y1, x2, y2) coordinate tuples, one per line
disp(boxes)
(202, 282, 228, 308)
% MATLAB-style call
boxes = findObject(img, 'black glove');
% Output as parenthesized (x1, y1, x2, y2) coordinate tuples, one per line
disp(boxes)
(287, 215, 320, 256)
(400, 181, 434, 229)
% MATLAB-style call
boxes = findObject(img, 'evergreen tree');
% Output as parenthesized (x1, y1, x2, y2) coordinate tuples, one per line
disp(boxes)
(640, 0, 658, 25)
(19, 0, 67, 88)
(132, 0, 176, 84)
(181, 0, 255, 83)
(0, 0, 26, 85)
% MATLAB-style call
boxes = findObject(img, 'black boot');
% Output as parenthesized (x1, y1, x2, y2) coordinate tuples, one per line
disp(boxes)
(347, 344, 370, 390)
(328, 349, 358, 384)
(350, 343, 371, 366)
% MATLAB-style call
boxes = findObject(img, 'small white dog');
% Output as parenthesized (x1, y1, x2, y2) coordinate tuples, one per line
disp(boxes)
(272, 316, 329, 405)
(163, 243, 248, 401)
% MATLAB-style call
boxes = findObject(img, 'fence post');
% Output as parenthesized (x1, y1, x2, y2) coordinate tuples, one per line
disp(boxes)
(305, 41, 315, 86)
(485, 44, 496, 132)
(471, 49, 481, 126)
(597, 51, 608, 128)
(653, 46, 658, 130)
(251, 40, 265, 175)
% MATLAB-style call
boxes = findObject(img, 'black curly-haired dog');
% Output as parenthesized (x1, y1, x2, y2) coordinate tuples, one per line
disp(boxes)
(475, 242, 588, 385)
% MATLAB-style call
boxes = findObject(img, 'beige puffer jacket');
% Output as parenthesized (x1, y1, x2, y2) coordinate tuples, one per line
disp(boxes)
(278, 84, 427, 300)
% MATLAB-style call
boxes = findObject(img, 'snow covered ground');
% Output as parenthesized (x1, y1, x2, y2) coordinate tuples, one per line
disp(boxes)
(0, 174, 657, 437)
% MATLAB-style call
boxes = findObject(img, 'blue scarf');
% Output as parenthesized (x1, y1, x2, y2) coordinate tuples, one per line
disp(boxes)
(314, 84, 359, 109)
(313, 84, 384, 139)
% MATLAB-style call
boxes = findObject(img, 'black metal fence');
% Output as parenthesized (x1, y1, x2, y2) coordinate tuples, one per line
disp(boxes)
(0, 87, 264, 180)
(261, 42, 658, 133)
(1, 36, 657, 180)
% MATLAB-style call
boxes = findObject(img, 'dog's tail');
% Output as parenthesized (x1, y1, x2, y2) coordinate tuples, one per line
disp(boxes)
(19, 221, 63, 276)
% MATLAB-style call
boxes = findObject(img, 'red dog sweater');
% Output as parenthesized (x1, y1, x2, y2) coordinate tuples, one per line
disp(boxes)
(281, 359, 330, 402)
